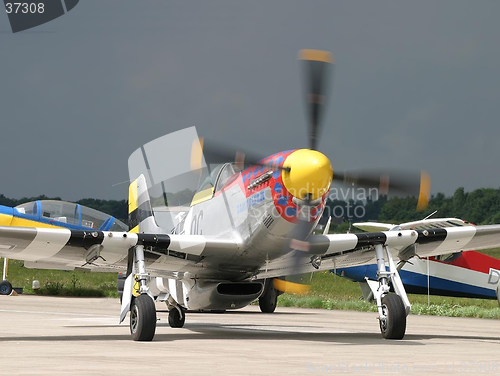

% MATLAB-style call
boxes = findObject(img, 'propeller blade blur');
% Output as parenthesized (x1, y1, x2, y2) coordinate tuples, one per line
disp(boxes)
(333, 170, 431, 211)
(274, 194, 315, 295)
(190, 138, 290, 172)
(274, 278, 311, 295)
(299, 49, 334, 150)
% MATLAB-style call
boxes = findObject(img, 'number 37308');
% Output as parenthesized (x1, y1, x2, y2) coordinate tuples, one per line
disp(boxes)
(5, 3, 45, 14)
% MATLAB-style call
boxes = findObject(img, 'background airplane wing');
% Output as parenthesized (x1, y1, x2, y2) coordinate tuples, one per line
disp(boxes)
(352, 222, 396, 232)
(0, 226, 241, 273)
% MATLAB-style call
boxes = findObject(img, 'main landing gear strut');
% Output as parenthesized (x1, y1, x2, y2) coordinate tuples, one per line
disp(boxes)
(130, 245, 157, 341)
(120, 245, 157, 341)
(365, 244, 411, 340)
(120, 245, 188, 341)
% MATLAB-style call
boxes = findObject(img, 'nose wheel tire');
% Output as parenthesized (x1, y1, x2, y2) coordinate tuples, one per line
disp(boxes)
(130, 294, 156, 341)
(259, 279, 278, 313)
(0, 280, 13, 296)
(168, 307, 186, 328)
(379, 294, 406, 340)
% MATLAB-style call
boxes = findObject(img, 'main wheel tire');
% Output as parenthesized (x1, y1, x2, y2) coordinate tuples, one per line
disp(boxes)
(259, 279, 277, 313)
(168, 307, 185, 328)
(379, 294, 406, 340)
(0, 280, 13, 296)
(130, 294, 156, 341)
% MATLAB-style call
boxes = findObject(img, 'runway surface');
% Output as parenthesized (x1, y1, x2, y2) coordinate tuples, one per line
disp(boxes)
(0, 295, 499, 375)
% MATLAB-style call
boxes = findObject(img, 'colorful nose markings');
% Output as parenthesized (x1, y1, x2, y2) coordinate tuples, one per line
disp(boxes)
(276, 183, 289, 206)
(241, 151, 291, 185)
(240, 150, 328, 223)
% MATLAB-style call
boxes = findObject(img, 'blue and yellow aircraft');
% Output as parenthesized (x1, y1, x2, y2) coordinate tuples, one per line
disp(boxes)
(0, 199, 127, 295)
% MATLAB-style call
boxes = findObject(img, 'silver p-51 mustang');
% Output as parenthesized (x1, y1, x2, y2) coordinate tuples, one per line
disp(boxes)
(2, 50, 500, 341)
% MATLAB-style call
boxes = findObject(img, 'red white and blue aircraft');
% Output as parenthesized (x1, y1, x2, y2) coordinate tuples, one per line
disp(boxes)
(333, 219, 500, 304)
(2, 50, 500, 342)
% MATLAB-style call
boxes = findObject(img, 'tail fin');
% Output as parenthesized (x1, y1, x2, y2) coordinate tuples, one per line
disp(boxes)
(128, 174, 161, 234)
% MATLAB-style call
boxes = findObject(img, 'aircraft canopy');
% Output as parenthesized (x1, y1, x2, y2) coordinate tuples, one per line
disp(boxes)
(15, 200, 128, 231)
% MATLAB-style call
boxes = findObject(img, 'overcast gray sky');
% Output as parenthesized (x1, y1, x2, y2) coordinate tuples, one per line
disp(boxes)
(1, 0, 499, 201)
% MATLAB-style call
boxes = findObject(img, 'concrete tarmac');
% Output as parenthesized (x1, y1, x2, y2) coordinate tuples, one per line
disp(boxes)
(0, 295, 499, 375)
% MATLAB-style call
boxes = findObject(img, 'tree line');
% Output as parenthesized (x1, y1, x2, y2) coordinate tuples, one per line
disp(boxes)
(326, 187, 500, 233)
(2, 187, 500, 232)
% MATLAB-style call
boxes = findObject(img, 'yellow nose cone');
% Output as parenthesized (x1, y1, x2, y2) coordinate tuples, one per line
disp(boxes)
(281, 149, 333, 200)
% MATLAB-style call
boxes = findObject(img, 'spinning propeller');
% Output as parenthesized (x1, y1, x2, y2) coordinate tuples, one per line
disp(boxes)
(191, 49, 431, 294)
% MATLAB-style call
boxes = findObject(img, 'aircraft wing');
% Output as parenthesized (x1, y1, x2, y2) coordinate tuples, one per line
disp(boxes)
(259, 225, 500, 278)
(310, 225, 500, 257)
(0, 226, 241, 273)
